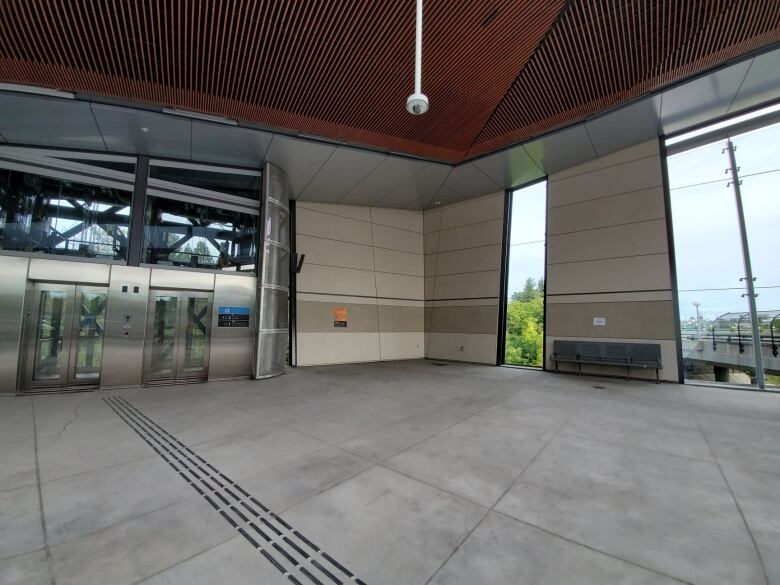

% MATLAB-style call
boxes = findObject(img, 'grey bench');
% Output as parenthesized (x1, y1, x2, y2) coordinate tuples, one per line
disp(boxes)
(551, 340, 662, 383)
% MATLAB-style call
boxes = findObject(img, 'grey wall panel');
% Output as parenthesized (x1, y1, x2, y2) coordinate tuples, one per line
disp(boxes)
(429, 185, 465, 208)
(263, 135, 335, 197)
(377, 305, 424, 332)
(472, 145, 544, 190)
(523, 125, 598, 174)
(729, 50, 780, 113)
(340, 156, 428, 206)
(0, 94, 107, 151)
(443, 162, 502, 199)
(149, 269, 216, 291)
(428, 305, 498, 334)
(101, 266, 150, 389)
(28, 259, 111, 284)
(298, 146, 385, 203)
(585, 97, 662, 156)
(0, 256, 29, 394)
(191, 122, 271, 168)
(660, 60, 751, 135)
(209, 274, 256, 380)
(91, 103, 192, 158)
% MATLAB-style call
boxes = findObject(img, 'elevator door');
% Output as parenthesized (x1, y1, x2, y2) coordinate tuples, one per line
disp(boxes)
(143, 290, 213, 384)
(20, 282, 108, 391)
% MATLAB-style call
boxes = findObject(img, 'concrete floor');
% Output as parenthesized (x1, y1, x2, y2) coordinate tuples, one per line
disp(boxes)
(1, 360, 779, 585)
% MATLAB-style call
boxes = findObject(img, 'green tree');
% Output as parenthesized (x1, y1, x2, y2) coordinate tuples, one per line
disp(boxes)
(504, 286, 544, 367)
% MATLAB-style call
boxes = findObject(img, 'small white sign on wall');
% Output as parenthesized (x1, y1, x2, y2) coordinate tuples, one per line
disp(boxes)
(593, 317, 606, 326)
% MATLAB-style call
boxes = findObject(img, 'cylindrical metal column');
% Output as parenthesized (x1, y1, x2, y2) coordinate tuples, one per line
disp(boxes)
(725, 140, 765, 389)
(255, 163, 291, 379)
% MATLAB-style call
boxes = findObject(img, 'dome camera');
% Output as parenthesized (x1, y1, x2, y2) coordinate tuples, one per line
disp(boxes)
(406, 92, 429, 115)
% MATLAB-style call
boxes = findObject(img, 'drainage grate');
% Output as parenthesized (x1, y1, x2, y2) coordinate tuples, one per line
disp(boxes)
(104, 396, 367, 585)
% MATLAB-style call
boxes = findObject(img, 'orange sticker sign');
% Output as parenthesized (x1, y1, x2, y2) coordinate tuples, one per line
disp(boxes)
(333, 307, 348, 321)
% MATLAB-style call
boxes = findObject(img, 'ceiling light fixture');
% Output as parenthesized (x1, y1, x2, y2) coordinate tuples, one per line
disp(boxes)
(406, 0, 429, 115)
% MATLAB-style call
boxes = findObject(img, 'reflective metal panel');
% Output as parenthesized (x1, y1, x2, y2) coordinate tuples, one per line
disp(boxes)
(263, 135, 335, 197)
(28, 258, 111, 284)
(522, 125, 598, 174)
(729, 50, 780, 114)
(585, 96, 662, 156)
(380, 163, 450, 209)
(472, 146, 544, 190)
(191, 122, 272, 168)
(660, 60, 751, 135)
(261, 243, 290, 289)
(91, 103, 192, 158)
(339, 156, 429, 206)
(298, 146, 385, 203)
(209, 274, 256, 380)
(443, 162, 502, 199)
(0, 93, 107, 151)
(149, 269, 215, 291)
(256, 331, 288, 379)
(0, 256, 27, 394)
(101, 266, 150, 389)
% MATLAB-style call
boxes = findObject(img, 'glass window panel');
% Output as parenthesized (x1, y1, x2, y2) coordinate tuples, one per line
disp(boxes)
(149, 164, 261, 200)
(142, 195, 258, 272)
(0, 166, 131, 260)
(73, 291, 108, 380)
(504, 181, 547, 367)
(666, 140, 730, 189)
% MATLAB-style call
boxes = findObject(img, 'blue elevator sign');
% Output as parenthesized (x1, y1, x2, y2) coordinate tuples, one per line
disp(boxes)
(217, 306, 251, 327)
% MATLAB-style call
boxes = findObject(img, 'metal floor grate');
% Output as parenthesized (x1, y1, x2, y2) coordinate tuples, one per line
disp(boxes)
(104, 396, 367, 585)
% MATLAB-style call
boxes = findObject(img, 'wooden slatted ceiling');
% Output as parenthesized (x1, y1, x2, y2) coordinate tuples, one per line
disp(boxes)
(0, 1, 778, 162)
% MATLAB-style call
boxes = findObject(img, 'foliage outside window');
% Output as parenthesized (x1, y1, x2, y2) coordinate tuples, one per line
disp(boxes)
(0, 167, 131, 260)
(505, 277, 545, 366)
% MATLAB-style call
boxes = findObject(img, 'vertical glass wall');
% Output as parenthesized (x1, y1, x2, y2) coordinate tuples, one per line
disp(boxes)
(503, 180, 547, 367)
(667, 113, 780, 389)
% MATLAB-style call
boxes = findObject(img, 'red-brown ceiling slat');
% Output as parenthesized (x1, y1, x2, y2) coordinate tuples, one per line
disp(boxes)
(0, 1, 778, 162)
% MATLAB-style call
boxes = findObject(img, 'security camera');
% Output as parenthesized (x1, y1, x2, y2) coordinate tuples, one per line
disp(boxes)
(406, 92, 429, 115)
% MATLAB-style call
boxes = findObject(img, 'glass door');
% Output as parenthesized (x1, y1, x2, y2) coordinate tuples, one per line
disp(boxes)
(20, 282, 108, 391)
(143, 290, 212, 383)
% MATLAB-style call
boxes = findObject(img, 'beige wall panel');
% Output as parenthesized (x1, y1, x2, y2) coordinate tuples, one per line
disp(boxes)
(380, 332, 425, 360)
(297, 264, 377, 296)
(297, 235, 375, 271)
(547, 254, 671, 295)
(423, 208, 442, 233)
(424, 276, 436, 299)
(372, 223, 424, 254)
(437, 219, 503, 252)
(297, 332, 381, 366)
(427, 332, 496, 364)
(546, 301, 676, 340)
(375, 272, 424, 300)
(547, 290, 673, 303)
(424, 254, 438, 276)
(297, 201, 371, 222)
(373, 247, 424, 277)
(548, 155, 663, 208)
(296, 206, 373, 245)
(547, 187, 666, 235)
(551, 140, 660, 181)
(435, 244, 501, 275)
(545, 337, 678, 382)
(429, 305, 498, 334)
(28, 259, 110, 284)
(424, 232, 440, 254)
(440, 193, 503, 230)
(371, 207, 423, 233)
(378, 305, 424, 332)
(297, 300, 379, 333)
(432, 271, 500, 299)
(547, 219, 668, 264)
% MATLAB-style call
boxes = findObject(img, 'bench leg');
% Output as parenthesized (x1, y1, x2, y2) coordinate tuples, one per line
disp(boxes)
(577, 362, 581, 376)
(656, 368, 660, 384)
(626, 365, 630, 382)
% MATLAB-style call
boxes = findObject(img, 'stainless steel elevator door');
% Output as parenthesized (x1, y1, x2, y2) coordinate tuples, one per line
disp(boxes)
(20, 283, 108, 391)
(142, 290, 213, 384)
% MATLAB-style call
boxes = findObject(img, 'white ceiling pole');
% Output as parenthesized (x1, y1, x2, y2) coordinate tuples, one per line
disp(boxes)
(415, 0, 423, 95)
(406, 0, 429, 115)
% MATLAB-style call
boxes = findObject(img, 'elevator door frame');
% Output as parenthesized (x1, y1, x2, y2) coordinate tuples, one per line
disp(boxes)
(142, 289, 213, 384)
(20, 282, 109, 392)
